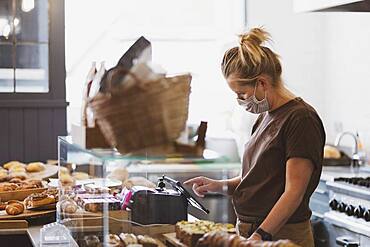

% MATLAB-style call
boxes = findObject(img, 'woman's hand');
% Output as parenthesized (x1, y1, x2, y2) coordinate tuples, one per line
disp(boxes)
(247, 232, 262, 241)
(184, 176, 224, 197)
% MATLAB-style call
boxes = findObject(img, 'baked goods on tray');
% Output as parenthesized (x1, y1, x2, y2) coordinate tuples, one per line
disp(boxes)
(83, 233, 159, 247)
(175, 220, 235, 247)
(119, 233, 158, 247)
(0, 179, 44, 192)
(195, 231, 299, 247)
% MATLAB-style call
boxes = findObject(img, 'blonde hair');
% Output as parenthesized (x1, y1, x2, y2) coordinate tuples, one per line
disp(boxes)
(221, 27, 282, 87)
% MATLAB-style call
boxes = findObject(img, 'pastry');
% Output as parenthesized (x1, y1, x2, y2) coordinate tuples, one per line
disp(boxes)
(60, 199, 78, 214)
(24, 193, 55, 208)
(9, 166, 26, 173)
(107, 167, 129, 182)
(0, 182, 19, 192)
(5, 201, 24, 215)
(19, 182, 38, 189)
(26, 162, 46, 172)
(60, 173, 74, 185)
(9, 172, 28, 180)
(0, 171, 9, 182)
(106, 234, 122, 247)
(72, 172, 89, 180)
(26, 179, 44, 188)
(84, 235, 101, 247)
(44, 188, 58, 200)
(119, 233, 138, 246)
(136, 235, 158, 247)
(9, 178, 23, 184)
(176, 220, 236, 247)
(3, 161, 25, 170)
(59, 166, 70, 175)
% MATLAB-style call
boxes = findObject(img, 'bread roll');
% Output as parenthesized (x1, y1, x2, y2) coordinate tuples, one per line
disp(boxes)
(3, 161, 25, 170)
(9, 172, 28, 180)
(26, 162, 46, 172)
(72, 172, 89, 180)
(324, 145, 341, 159)
(60, 173, 74, 186)
(9, 166, 26, 173)
(59, 166, 70, 175)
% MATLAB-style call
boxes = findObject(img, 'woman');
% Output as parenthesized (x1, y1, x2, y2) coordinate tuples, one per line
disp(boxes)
(184, 28, 325, 247)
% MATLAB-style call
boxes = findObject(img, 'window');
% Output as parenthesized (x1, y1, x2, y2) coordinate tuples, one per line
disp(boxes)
(0, 0, 49, 93)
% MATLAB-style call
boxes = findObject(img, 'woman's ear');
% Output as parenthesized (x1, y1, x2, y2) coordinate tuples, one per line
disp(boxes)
(257, 77, 266, 90)
(257, 75, 270, 91)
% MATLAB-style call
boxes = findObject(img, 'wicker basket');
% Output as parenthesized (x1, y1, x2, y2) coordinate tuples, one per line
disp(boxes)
(89, 68, 192, 154)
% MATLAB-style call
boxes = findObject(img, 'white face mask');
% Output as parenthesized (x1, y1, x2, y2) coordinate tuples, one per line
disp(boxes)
(237, 83, 270, 114)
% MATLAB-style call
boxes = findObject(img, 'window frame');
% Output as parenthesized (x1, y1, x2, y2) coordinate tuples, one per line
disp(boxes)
(0, 0, 66, 103)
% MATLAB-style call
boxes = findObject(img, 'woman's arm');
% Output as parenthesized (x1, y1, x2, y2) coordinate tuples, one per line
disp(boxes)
(249, 157, 314, 240)
(184, 175, 241, 197)
(223, 175, 242, 195)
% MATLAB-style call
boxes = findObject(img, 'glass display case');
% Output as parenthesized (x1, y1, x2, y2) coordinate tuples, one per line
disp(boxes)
(56, 136, 241, 247)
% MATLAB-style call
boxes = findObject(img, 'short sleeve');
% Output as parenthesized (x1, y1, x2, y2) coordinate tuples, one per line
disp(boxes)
(284, 115, 325, 169)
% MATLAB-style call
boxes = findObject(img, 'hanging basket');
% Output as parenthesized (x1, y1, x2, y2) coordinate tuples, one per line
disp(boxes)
(88, 68, 192, 154)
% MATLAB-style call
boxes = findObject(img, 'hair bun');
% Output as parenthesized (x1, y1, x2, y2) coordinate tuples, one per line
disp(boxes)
(238, 27, 271, 66)
(238, 27, 270, 47)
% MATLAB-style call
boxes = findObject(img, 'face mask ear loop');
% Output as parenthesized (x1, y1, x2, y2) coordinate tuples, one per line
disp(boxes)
(253, 81, 267, 103)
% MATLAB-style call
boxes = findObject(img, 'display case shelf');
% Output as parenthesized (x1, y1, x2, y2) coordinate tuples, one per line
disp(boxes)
(57, 136, 239, 246)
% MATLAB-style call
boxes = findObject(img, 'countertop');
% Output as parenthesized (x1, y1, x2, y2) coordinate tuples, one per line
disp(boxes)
(321, 165, 370, 181)
(1, 164, 368, 246)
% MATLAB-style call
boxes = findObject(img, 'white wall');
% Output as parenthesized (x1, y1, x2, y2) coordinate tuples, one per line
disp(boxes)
(246, 0, 326, 117)
(323, 13, 370, 152)
(246, 1, 370, 156)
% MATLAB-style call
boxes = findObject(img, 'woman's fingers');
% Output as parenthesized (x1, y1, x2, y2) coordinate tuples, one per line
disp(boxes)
(184, 176, 204, 186)
(193, 183, 210, 197)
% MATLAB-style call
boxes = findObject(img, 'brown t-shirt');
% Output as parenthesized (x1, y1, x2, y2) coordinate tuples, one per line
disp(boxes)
(232, 97, 326, 223)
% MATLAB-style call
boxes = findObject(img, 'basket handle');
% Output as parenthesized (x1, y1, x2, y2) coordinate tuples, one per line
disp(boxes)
(105, 67, 144, 94)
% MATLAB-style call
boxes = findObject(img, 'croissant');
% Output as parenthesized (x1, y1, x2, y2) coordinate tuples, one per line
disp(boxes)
(6, 201, 25, 215)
